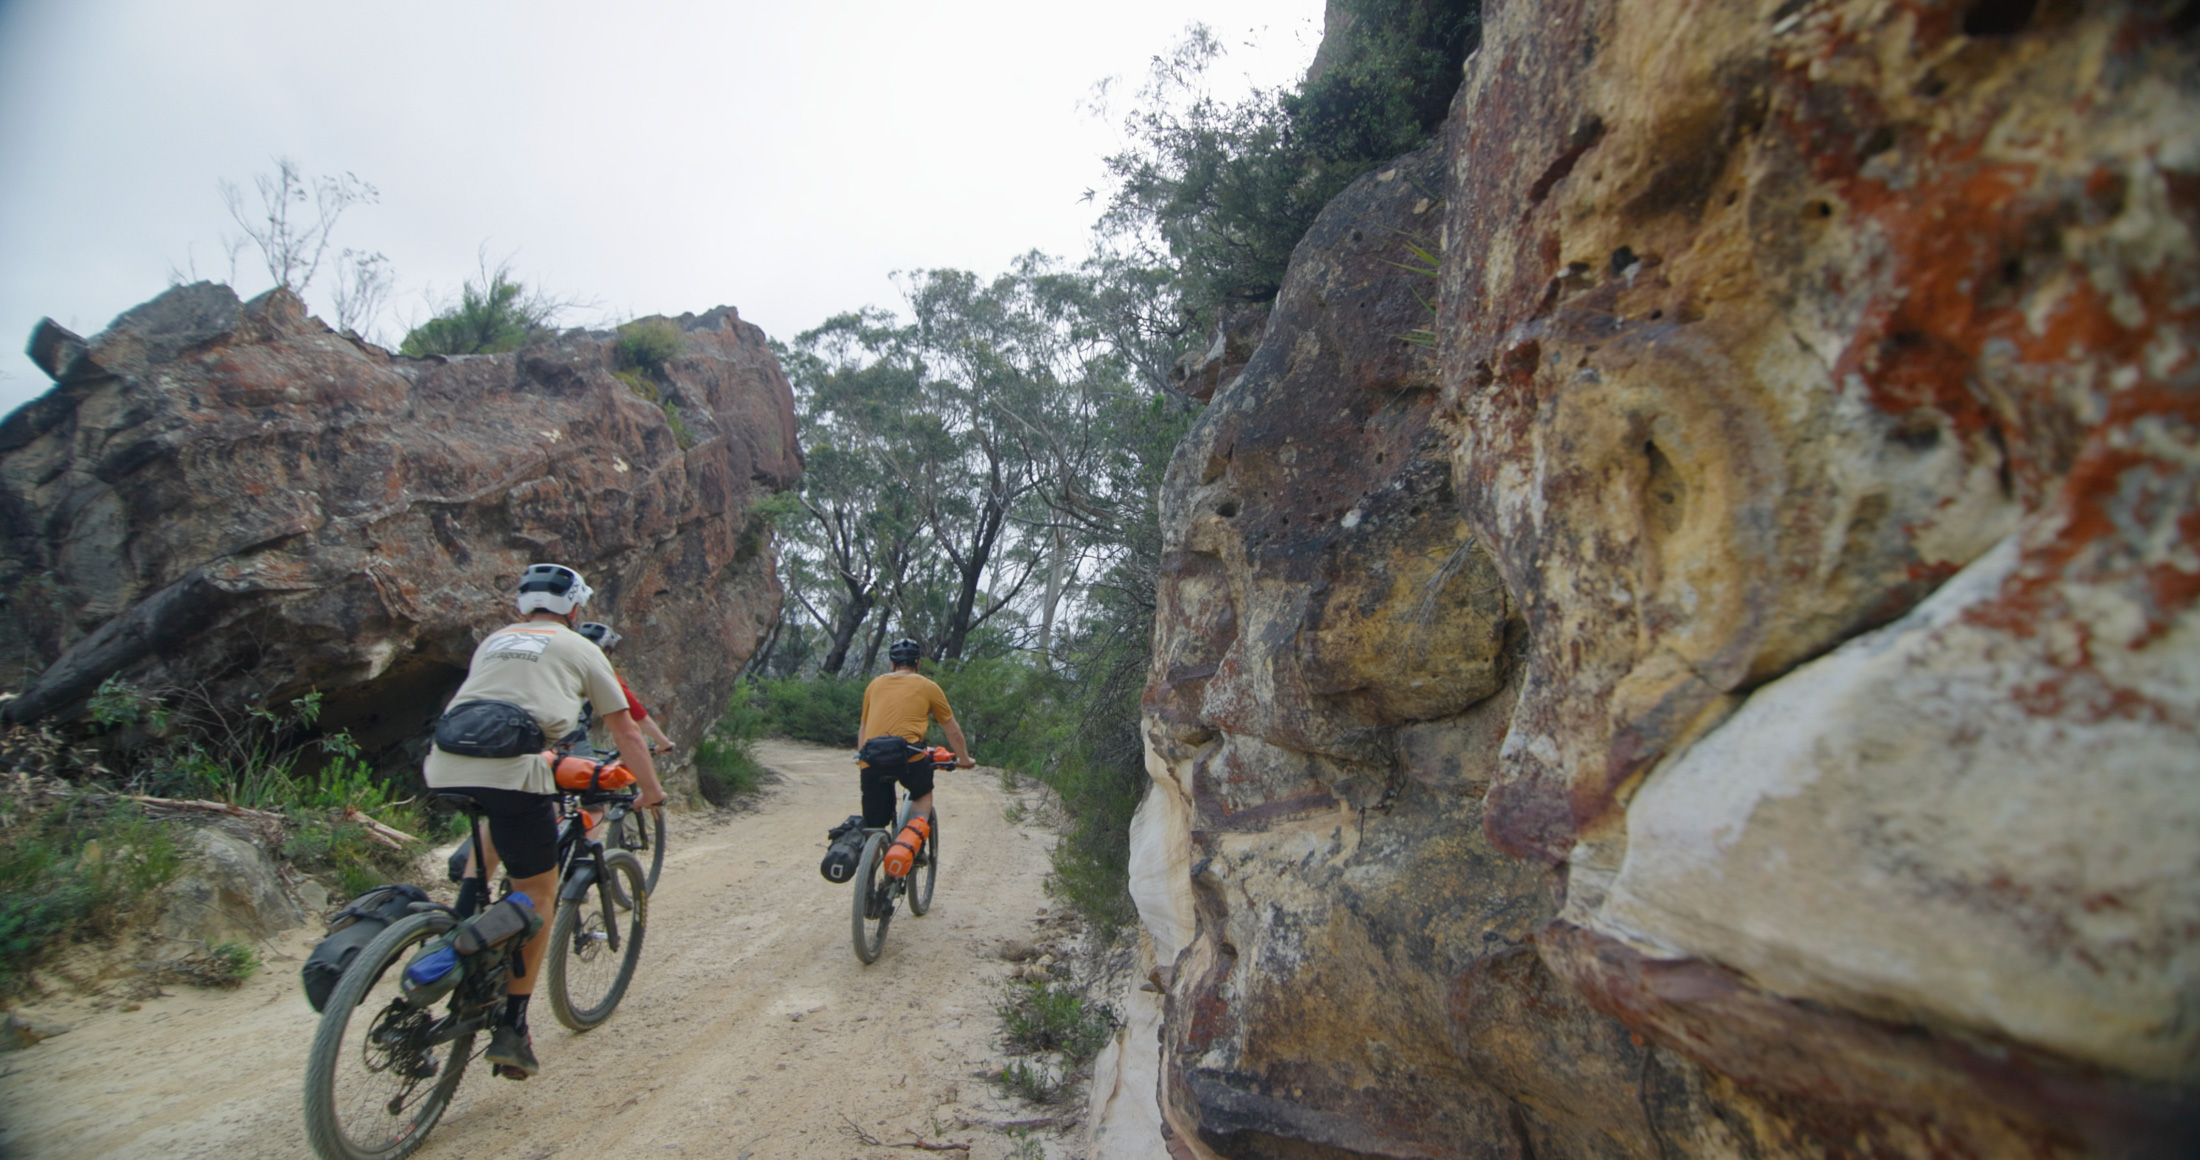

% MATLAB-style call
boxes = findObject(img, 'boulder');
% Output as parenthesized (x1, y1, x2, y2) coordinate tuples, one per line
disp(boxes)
(0, 1011, 72, 1052)
(0, 285, 800, 780)
(1135, 0, 2200, 1156)
(157, 826, 306, 946)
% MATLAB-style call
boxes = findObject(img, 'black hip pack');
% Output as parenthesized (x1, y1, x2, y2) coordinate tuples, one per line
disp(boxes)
(856, 735, 919, 767)
(434, 699, 546, 759)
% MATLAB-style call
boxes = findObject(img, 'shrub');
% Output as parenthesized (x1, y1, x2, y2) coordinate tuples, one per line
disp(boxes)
(147, 940, 260, 989)
(997, 979, 1117, 1063)
(615, 319, 683, 376)
(399, 263, 560, 356)
(991, 1060, 1068, 1105)
(692, 734, 765, 806)
(751, 677, 867, 746)
(0, 800, 182, 990)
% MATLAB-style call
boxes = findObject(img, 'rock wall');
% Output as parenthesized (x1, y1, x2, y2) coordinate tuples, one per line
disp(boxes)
(1130, 1, 2199, 1157)
(0, 284, 799, 783)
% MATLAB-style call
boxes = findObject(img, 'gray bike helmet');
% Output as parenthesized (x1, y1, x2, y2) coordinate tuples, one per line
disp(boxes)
(577, 621, 621, 650)
(888, 638, 923, 666)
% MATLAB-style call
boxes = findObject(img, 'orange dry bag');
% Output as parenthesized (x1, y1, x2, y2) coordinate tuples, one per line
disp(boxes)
(548, 752, 638, 792)
(882, 815, 931, 878)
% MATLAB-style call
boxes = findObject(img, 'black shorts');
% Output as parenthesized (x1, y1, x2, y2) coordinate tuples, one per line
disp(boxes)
(447, 786, 561, 880)
(860, 758, 935, 828)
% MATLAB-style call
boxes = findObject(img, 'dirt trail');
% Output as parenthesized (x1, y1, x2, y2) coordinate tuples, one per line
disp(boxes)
(0, 741, 1071, 1160)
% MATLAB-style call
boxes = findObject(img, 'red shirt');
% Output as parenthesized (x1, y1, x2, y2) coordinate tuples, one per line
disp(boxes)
(617, 675, 649, 721)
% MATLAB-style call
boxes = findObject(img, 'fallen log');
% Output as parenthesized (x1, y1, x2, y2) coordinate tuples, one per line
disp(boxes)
(125, 795, 287, 822)
(341, 808, 420, 845)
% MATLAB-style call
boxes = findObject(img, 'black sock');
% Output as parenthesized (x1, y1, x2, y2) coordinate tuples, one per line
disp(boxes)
(454, 877, 486, 918)
(502, 994, 530, 1032)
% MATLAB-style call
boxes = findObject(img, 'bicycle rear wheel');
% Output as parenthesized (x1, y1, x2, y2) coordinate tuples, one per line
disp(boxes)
(303, 913, 474, 1160)
(907, 809, 939, 916)
(547, 850, 649, 1030)
(850, 832, 892, 964)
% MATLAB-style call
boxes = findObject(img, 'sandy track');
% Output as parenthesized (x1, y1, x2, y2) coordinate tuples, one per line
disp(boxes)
(0, 741, 1065, 1160)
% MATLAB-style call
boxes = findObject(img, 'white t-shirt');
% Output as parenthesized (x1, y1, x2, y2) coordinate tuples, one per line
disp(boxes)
(423, 620, 625, 795)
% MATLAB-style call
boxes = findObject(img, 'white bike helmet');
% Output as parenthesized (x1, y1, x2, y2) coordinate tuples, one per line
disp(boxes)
(515, 563, 593, 617)
(577, 621, 621, 650)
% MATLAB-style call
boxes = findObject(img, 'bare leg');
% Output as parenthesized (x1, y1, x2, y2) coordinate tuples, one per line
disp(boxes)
(464, 828, 557, 997)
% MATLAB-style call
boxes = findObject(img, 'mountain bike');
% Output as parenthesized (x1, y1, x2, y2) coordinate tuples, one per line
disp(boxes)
(558, 718, 667, 897)
(302, 783, 648, 1160)
(850, 748, 953, 964)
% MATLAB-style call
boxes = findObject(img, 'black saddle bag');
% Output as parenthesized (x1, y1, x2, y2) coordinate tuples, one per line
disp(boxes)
(433, 699, 545, 759)
(300, 883, 432, 1012)
(819, 814, 867, 883)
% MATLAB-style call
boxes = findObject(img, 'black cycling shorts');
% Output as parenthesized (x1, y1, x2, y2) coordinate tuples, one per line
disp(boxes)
(860, 758, 935, 828)
(448, 786, 560, 880)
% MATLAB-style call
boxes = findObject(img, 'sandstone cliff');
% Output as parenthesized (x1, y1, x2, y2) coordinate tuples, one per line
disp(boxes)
(0, 284, 799, 781)
(1121, 1, 2199, 1157)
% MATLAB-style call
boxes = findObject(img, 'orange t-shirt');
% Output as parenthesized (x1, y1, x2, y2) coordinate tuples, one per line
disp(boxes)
(859, 672, 954, 743)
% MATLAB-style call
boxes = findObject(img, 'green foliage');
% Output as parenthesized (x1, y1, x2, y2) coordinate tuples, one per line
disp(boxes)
(748, 677, 868, 746)
(614, 320, 695, 448)
(200, 941, 260, 986)
(662, 401, 694, 449)
(0, 800, 182, 991)
(613, 367, 659, 401)
(88, 680, 427, 902)
(398, 262, 560, 356)
(997, 979, 1116, 1062)
(692, 734, 765, 806)
(1096, 2, 1479, 328)
(615, 319, 683, 376)
(991, 1060, 1068, 1105)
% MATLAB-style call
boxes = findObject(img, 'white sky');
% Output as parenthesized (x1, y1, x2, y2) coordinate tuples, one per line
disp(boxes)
(0, 0, 1323, 417)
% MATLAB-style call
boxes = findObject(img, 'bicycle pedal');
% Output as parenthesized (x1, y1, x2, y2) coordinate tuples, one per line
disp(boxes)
(492, 1063, 530, 1082)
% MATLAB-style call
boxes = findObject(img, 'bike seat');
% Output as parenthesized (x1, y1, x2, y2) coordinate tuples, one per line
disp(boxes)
(431, 791, 486, 813)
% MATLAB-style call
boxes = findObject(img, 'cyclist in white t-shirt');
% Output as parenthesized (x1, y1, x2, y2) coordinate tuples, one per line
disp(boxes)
(425, 563, 666, 1079)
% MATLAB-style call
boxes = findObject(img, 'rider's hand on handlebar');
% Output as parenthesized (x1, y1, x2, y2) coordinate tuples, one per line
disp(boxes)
(636, 786, 667, 810)
(957, 754, 975, 769)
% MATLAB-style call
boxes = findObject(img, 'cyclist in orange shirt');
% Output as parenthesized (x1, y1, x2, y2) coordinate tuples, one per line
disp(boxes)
(856, 639, 974, 833)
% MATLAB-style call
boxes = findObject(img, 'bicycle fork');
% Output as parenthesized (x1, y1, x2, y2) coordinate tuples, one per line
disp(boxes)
(558, 852, 627, 955)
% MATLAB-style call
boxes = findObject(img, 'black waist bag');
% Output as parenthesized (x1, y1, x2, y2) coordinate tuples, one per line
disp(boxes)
(856, 735, 918, 767)
(434, 699, 545, 759)
(301, 884, 431, 1012)
(819, 814, 866, 883)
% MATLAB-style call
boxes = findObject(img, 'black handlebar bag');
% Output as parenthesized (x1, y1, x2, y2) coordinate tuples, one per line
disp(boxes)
(434, 699, 545, 759)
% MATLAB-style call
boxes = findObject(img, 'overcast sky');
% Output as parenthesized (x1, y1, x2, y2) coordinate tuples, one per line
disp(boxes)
(0, 0, 1323, 417)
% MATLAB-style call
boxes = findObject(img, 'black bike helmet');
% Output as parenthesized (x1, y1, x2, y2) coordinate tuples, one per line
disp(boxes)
(577, 621, 621, 650)
(888, 638, 923, 666)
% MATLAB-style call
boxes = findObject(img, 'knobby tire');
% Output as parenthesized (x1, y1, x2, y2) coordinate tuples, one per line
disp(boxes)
(851, 832, 891, 964)
(547, 849, 648, 1030)
(302, 912, 472, 1160)
(907, 808, 939, 917)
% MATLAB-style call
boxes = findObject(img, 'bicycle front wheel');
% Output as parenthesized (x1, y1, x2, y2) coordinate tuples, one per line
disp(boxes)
(908, 809, 938, 917)
(606, 806, 666, 905)
(850, 832, 892, 964)
(547, 850, 648, 1030)
(302, 913, 474, 1160)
